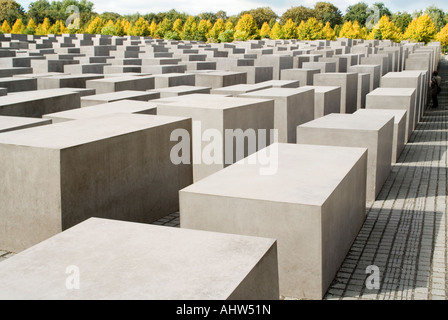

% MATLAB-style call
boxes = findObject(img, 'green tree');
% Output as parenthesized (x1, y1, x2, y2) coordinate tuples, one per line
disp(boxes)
(208, 18, 225, 42)
(154, 17, 172, 38)
(218, 29, 234, 42)
(314, 2, 342, 28)
(181, 16, 197, 40)
(0, 0, 24, 25)
(424, 5, 446, 31)
(368, 15, 402, 41)
(11, 17, 24, 33)
(240, 7, 277, 29)
(391, 11, 412, 33)
(26, 0, 50, 24)
(344, 2, 369, 25)
(281, 6, 314, 25)
(25, 17, 37, 34)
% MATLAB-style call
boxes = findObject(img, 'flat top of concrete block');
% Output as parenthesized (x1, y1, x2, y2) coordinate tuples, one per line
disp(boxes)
(354, 109, 407, 124)
(315, 72, 358, 78)
(0, 217, 276, 300)
(299, 113, 393, 131)
(240, 87, 314, 98)
(198, 70, 246, 76)
(181, 143, 367, 206)
(104, 73, 153, 78)
(0, 89, 79, 105)
(160, 95, 273, 110)
(283, 68, 320, 73)
(368, 87, 416, 96)
(87, 75, 154, 83)
(154, 85, 210, 93)
(301, 85, 341, 93)
(81, 90, 158, 101)
(43, 74, 105, 80)
(13, 72, 69, 78)
(211, 83, 272, 94)
(43, 100, 157, 120)
(0, 77, 34, 82)
(152, 73, 193, 78)
(382, 71, 422, 78)
(0, 115, 51, 132)
(257, 80, 300, 88)
(0, 113, 188, 149)
(349, 64, 381, 69)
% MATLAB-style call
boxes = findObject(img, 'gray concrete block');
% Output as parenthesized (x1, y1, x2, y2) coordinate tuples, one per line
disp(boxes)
(80, 90, 160, 107)
(180, 143, 368, 299)
(194, 71, 247, 89)
(153, 73, 195, 89)
(297, 113, 394, 201)
(313, 73, 358, 114)
(0, 115, 52, 133)
(0, 113, 192, 252)
(302, 85, 341, 119)
(86, 75, 155, 94)
(0, 217, 279, 300)
(280, 68, 320, 86)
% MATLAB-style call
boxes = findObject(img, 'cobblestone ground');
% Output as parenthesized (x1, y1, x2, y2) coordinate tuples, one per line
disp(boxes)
(1, 58, 447, 301)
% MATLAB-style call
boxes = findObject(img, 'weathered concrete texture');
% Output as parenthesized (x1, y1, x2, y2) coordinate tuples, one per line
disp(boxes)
(80, 90, 160, 107)
(85, 75, 155, 94)
(0, 89, 81, 118)
(0, 77, 37, 93)
(297, 113, 394, 202)
(240, 87, 315, 143)
(313, 73, 358, 114)
(43, 100, 157, 123)
(180, 143, 368, 300)
(0, 113, 193, 252)
(366, 87, 416, 142)
(0, 115, 52, 133)
(354, 109, 407, 164)
(0, 218, 279, 300)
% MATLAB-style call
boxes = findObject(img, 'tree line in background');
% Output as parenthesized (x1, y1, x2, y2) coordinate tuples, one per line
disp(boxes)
(0, 0, 448, 50)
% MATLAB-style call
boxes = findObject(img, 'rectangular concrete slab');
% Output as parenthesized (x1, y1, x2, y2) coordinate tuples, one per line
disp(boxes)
(180, 143, 368, 299)
(0, 115, 52, 133)
(301, 86, 341, 119)
(354, 109, 407, 163)
(239, 87, 315, 143)
(80, 90, 160, 107)
(0, 218, 279, 300)
(313, 73, 358, 114)
(43, 100, 157, 123)
(0, 113, 193, 252)
(296, 113, 394, 201)
(85, 75, 155, 94)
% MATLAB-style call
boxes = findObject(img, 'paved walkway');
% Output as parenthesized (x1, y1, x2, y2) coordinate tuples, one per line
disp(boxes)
(1, 57, 447, 300)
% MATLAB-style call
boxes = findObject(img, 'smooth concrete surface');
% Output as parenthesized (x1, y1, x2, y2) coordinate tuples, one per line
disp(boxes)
(0, 218, 279, 300)
(156, 95, 275, 182)
(348, 65, 381, 91)
(80, 90, 160, 107)
(180, 143, 368, 299)
(280, 68, 320, 86)
(302, 86, 341, 119)
(194, 71, 247, 89)
(297, 113, 394, 201)
(85, 75, 155, 94)
(239, 87, 314, 143)
(365, 87, 416, 142)
(154, 85, 211, 98)
(354, 109, 407, 163)
(43, 100, 157, 123)
(0, 113, 192, 252)
(313, 73, 358, 114)
(0, 115, 52, 133)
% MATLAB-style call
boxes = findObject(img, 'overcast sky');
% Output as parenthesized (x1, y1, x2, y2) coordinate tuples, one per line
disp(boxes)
(17, 0, 448, 16)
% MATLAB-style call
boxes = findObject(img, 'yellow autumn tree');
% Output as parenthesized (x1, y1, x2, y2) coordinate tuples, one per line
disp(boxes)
(282, 18, 298, 39)
(339, 20, 366, 39)
(11, 18, 24, 34)
(322, 21, 336, 40)
(435, 23, 448, 49)
(297, 17, 323, 40)
(234, 13, 258, 40)
(86, 16, 104, 35)
(208, 18, 225, 42)
(368, 15, 402, 42)
(270, 21, 283, 39)
(259, 21, 270, 38)
(35, 17, 51, 35)
(403, 14, 437, 43)
(1, 20, 11, 33)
